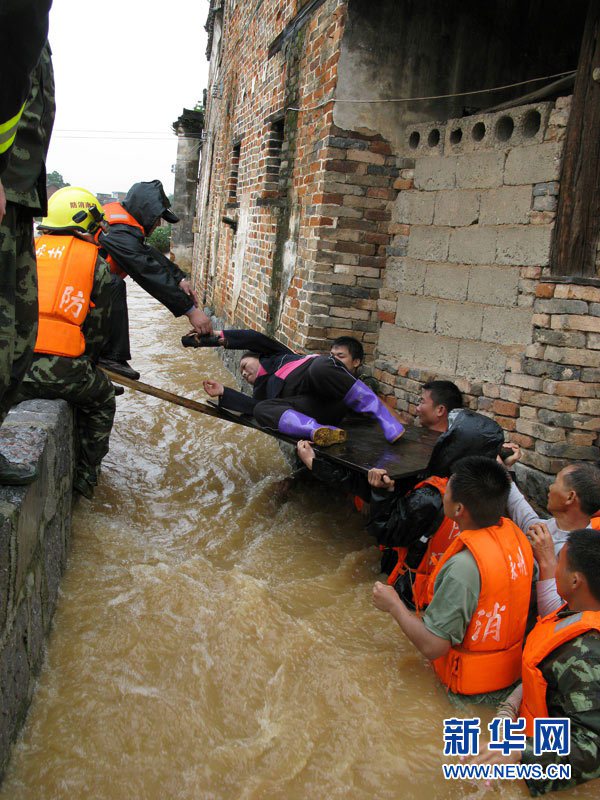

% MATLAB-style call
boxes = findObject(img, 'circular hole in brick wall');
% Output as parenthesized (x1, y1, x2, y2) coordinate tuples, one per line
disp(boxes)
(450, 128, 463, 144)
(522, 109, 541, 138)
(495, 115, 514, 141)
(409, 131, 420, 149)
(472, 122, 486, 141)
(428, 128, 440, 147)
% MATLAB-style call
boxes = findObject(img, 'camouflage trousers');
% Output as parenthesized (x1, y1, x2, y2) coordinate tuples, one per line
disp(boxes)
(16, 355, 116, 490)
(0, 204, 38, 425)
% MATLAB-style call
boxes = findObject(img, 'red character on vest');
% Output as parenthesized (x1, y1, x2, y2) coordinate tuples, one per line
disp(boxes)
(373, 456, 533, 700)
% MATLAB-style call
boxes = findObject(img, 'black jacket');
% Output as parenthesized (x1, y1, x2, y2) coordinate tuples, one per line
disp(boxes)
(98, 181, 191, 317)
(367, 409, 505, 550)
(218, 329, 308, 415)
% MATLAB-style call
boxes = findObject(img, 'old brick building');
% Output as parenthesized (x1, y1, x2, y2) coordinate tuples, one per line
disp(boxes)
(192, 0, 599, 500)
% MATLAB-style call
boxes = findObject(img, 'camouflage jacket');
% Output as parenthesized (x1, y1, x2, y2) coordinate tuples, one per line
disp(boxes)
(83, 254, 113, 362)
(521, 618, 600, 795)
(0, 0, 51, 176)
(3, 42, 55, 215)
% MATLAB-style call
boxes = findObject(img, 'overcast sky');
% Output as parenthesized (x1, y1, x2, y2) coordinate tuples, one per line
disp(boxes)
(47, 0, 209, 197)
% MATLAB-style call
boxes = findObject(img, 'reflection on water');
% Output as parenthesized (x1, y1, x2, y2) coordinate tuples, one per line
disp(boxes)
(1, 285, 595, 799)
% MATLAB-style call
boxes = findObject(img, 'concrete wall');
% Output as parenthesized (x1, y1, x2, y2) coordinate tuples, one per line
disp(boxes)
(374, 95, 599, 494)
(334, 0, 586, 150)
(0, 400, 74, 780)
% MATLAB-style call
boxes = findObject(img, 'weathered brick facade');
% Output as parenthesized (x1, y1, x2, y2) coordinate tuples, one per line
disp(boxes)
(193, 0, 599, 498)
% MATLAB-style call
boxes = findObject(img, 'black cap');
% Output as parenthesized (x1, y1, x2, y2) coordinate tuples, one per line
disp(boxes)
(162, 208, 180, 223)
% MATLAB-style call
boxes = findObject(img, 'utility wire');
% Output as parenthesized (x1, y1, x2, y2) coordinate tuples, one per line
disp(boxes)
(287, 70, 576, 112)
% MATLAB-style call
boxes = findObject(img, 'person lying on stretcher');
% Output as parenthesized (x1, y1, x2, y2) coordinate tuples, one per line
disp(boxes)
(186, 328, 404, 446)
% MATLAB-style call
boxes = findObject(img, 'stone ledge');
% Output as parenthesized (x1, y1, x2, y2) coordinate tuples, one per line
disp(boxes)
(0, 399, 74, 781)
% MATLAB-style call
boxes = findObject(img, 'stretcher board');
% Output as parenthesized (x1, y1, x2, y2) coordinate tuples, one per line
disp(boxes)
(101, 369, 440, 480)
(213, 404, 440, 479)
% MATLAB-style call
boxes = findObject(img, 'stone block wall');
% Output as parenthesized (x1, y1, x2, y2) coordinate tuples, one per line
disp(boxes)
(0, 399, 74, 780)
(374, 95, 599, 486)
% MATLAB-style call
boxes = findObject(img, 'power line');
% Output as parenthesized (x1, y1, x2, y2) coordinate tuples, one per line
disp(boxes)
(287, 70, 576, 112)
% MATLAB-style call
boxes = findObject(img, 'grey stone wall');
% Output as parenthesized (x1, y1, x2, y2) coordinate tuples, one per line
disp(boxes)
(0, 399, 74, 780)
(171, 110, 204, 272)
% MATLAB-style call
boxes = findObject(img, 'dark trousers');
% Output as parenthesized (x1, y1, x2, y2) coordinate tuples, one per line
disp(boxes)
(101, 274, 131, 361)
(254, 355, 356, 429)
(16, 354, 116, 488)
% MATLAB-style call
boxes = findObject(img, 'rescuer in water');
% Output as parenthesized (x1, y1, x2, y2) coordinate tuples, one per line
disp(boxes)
(188, 327, 405, 444)
(96, 179, 212, 380)
(373, 456, 533, 706)
(328, 336, 379, 393)
(472, 528, 600, 795)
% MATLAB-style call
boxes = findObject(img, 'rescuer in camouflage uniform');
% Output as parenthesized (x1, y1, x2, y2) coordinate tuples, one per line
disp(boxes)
(474, 527, 600, 795)
(15, 187, 116, 500)
(0, 17, 55, 484)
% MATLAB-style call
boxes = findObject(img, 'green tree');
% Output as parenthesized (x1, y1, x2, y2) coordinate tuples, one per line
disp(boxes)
(47, 170, 69, 188)
(148, 224, 171, 254)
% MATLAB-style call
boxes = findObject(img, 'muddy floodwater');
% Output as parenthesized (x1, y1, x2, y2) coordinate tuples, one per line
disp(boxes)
(1, 284, 596, 800)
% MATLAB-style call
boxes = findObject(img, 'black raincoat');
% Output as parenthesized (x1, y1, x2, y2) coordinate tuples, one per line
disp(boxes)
(367, 409, 505, 595)
(98, 180, 192, 317)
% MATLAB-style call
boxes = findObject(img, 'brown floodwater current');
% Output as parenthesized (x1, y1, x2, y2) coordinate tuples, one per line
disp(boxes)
(1, 285, 597, 799)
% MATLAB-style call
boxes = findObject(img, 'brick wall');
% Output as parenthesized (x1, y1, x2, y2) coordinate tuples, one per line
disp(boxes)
(194, 2, 599, 493)
(195, 0, 349, 349)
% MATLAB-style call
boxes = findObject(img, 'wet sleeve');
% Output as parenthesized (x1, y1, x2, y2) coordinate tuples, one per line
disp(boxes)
(219, 387, 257, 415)
(99, 227, 193, 317)
(366, 485, 444, 549)
(536, 578, 563, 617)
(507, 482, 543, 534)
(222, 329, 293, 355)
(311, 457, 370, 500)
(0, 0, 51, 175)
(521, 633, 600, 795)
(422, 551, 481, 646)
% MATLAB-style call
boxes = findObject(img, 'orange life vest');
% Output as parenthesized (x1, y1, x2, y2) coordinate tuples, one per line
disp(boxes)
(425, 518, 534, 695)
(520, 604, 600, 735)
(591, 516, 600, 531)
(99, 202, 145, 278)
(384, 477, 459, 610)
(34, 235, 97, 358)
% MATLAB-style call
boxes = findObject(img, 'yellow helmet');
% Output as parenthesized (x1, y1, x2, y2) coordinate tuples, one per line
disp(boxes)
(40, 186, 104, 234)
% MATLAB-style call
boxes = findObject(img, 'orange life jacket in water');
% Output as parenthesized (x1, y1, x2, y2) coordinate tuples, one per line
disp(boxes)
(34, 235, 96, 358)
(425, 518, 533, 695)
(520, 604, 600, 735)
(99, 202, 146, 278)
(384, 477, 458, 610)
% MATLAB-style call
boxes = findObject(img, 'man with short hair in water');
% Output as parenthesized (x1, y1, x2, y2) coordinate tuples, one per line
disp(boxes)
(373, 456, 533, 706)
(328, 336, 379, 393)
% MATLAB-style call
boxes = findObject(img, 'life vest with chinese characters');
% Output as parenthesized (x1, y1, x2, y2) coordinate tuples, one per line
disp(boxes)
(34, 235, 97, 358)
(384, 477, 458, 608)
(520, 604, 600, 736)
(98, 202, 146, 278)
(425, 518, 533, 695)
